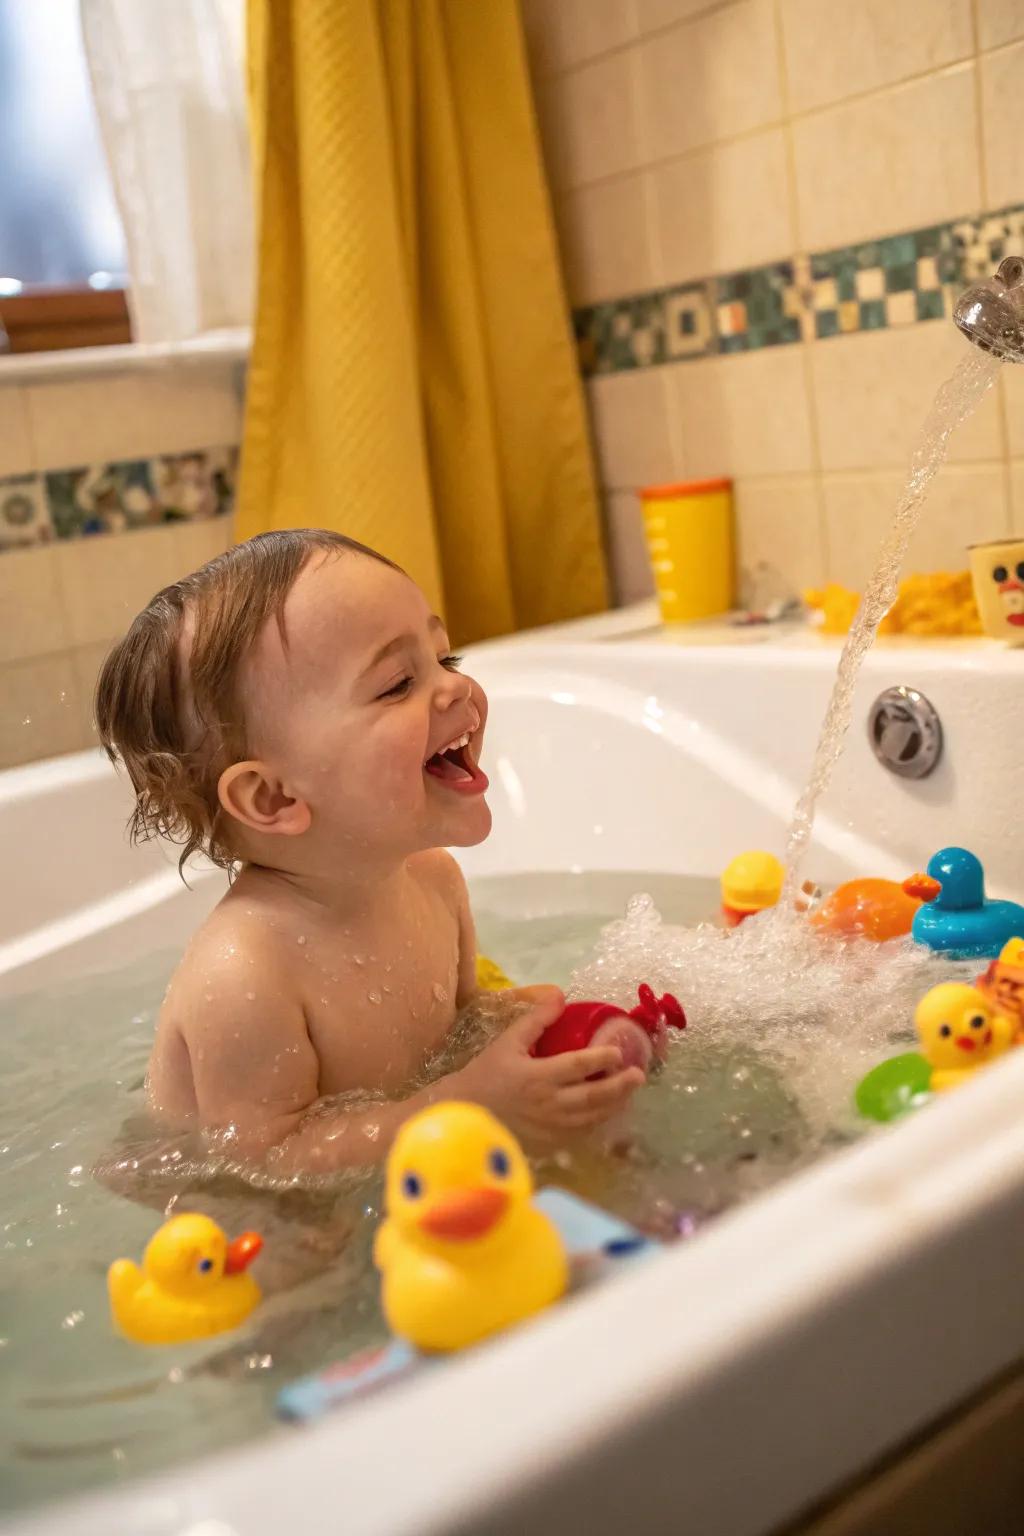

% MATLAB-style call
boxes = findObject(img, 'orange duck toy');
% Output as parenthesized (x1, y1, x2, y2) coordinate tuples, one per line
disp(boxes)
(811, 873, 942, 943)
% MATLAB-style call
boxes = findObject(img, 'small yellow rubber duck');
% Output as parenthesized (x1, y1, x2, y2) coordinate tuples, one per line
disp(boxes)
(108, 1213, 263, 1346)
(914, 983, 1013, 1093)
(721, 850, 784, 926)
(374, 1102, 568, 1352)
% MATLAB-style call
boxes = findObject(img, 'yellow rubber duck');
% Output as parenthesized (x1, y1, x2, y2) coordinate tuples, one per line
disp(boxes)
(720, 850, 784, 926)
(374, 1103, 568, 1352)
(914, 983, 1013, 1093)
(108, 1213, 263, 1345)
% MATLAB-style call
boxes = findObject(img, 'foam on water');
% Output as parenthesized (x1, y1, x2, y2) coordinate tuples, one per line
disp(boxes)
(569, 894, 974, 1155)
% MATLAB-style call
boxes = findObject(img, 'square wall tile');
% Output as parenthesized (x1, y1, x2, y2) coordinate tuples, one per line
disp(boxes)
(651, 129, 793, 288)
(0, 653, 85, 769)
(558, 174, 657, 305)
(978, 0, 1024, 48)
(811, 322, 1003, 473)
(538, 50, 640, 189)
(781, 0, 971, 115)
(1011, 461, 1024, 532)
(25, 368, 242, 472)
(0, 546, 68, 665)
(792, 66, 978, 251)
(981, 42, 1024, 213)
(0, 386, 33, 477)
(735, 477, 826, 595)
(54, 524, 180, 648)
(636, 0, 781, 162)
(667, 346, 814, 479)
(823, 463, 1009, 588)
(587, 367, 681, 489)
(520, 0, 638, 74)
(604, 491, 656, 605)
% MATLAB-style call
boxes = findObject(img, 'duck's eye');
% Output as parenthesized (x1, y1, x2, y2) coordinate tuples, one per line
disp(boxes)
(401, 1171, 423, 1199)
(969, 1014, 986, 1029)
(488, 1148, 511, 1178)
(994, 565, 1009, 583)
(1017, 563, 1024, 581)
(939, 1024, 952, 1038)
(198, 1257, 214, 1273)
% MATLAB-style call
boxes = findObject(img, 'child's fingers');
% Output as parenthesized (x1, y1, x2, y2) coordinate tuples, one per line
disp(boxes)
(557, 1068, 644, 1114)
(505, 987, 566, 1047)
(542, 1044, 624, 1083)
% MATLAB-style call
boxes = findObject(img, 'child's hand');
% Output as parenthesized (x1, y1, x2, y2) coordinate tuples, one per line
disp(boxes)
(454, 985, 646, 1141)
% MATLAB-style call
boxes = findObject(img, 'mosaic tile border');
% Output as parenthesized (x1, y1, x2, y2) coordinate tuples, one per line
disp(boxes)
(574, 203, 1024, 377)
(0, 446, 239, 553)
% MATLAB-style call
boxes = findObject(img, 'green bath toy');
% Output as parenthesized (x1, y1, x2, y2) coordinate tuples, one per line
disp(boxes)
(855, 1052, 932, 1123)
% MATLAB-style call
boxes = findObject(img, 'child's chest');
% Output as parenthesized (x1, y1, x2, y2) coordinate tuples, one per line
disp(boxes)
(296, 902, 461, 1096)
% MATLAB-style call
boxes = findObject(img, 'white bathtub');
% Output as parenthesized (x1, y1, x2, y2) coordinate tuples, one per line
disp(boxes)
(7, 610, 1024, 1535)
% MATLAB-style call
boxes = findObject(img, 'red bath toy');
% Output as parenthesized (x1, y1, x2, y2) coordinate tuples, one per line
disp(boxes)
(533, 985, 687, 1077)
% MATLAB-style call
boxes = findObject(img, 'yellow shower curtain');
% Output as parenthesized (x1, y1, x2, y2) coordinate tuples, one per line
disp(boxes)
(238, 0, 608, 642)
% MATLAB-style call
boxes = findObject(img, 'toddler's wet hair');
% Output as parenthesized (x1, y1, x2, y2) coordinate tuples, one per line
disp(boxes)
(96, 528, 399, 873)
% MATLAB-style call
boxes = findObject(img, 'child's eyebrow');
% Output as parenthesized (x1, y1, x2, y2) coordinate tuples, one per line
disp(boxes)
(357, 617, 446, 680)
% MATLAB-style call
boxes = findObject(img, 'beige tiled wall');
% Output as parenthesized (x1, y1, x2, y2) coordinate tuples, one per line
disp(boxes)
(0, 368, 238, 769)
(523, 0, 1024, 606)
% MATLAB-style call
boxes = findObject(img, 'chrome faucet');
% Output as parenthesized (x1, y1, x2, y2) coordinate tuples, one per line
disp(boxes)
(954, 255, 1024, 362)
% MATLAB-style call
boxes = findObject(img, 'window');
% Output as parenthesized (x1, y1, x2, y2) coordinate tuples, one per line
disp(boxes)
(0, 0, 130, 351)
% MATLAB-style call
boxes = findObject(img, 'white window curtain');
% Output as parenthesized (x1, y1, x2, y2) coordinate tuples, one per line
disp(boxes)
(79, 0, 252, 345)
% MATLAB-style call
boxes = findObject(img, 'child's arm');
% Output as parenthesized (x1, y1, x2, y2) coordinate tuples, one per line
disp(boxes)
(181, 961, 642, 1173)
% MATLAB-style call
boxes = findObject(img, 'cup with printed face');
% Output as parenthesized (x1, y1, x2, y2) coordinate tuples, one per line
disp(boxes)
(969, 538, 1024, 645)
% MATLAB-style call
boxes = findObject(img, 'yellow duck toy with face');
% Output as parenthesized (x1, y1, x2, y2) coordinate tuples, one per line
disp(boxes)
(108, 1213, 263, 1346)
(374, 1103, 568, 1353)
(914, 983, 1014, 1093)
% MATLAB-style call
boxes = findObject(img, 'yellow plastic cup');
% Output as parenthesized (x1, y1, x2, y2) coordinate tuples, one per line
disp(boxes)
(641, 477, 734, 624)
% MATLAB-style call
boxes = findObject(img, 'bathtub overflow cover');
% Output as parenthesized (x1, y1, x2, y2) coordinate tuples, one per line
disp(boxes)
(868, 687, 942, 779)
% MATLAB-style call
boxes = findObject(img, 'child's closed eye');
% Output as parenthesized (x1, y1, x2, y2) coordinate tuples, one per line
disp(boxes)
(377, 655, 462, 701)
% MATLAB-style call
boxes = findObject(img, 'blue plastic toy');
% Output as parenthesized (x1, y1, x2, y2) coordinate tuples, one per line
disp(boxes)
(911, 847, 1024, 960)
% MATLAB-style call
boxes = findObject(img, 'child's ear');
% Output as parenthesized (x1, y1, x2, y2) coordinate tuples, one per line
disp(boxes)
(217, 761, 312, 838)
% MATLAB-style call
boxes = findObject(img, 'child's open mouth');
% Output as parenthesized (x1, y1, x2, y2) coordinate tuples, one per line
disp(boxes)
(424, 729, 489, 796)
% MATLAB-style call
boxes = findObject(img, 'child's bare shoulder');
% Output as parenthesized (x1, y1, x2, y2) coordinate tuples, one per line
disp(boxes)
(163, 884, 299, 1023)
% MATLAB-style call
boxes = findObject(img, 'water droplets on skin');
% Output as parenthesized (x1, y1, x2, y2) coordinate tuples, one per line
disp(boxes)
(781, 349, 1001, 899)
(367, 990, 382, 1005)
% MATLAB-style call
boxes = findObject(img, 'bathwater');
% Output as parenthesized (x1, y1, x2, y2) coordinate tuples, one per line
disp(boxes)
(0, 869, 965, 1517)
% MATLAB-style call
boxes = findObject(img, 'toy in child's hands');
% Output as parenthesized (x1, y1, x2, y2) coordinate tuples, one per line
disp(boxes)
(374, 1102, 568, 1352)
(532, 985, 686, 1076)
(108, 1213, 262, 1345)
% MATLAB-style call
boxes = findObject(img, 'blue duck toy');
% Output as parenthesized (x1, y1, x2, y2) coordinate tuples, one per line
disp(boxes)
(911, 847, 1024, 959)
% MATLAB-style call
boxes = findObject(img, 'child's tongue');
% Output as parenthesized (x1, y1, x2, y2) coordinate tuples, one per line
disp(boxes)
(425, 747, 474, 783)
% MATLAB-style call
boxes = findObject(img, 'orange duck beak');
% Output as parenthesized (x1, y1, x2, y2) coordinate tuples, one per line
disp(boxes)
(418, 1188, 509, 1241)
(224, 1232, 263, 1274)
(902, 874, 941, 903)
